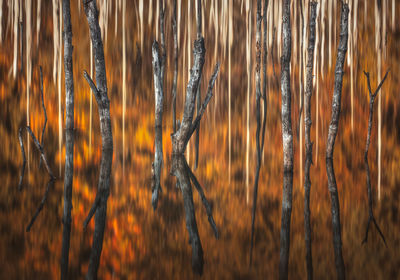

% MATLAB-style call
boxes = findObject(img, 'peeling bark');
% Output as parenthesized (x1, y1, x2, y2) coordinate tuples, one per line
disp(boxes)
(325, 3, 349, 280)
(82, 1, 113, 279)
(279, 0, 293, 279)
(151, 41, 164, 210)
(304, 3, 317, 280)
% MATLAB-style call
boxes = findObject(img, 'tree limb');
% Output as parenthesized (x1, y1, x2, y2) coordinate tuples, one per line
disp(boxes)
(185, 160, 219, 239)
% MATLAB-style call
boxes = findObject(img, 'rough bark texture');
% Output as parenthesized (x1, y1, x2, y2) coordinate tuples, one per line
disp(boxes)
(325, 3, 349, 280)
(171, 38, 205, 155)
(361, 70, 389, 246)
(151, 41, 164, 210)
(170, 34, 219, 274)
(82, 1, 113, 279)
(304, 3, 317, 280)
(279, 0, 293, 279)
(61, 0, 74, 278)
(172, 0, 178, 133)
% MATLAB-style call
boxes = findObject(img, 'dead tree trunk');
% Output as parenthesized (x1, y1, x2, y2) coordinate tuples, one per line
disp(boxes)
(151, 41, 164, 210)
(172, 0, 178, 133)
(325, 3, 349, 280)
(61, 0, 74, 279)
(304, 3, 317, 280)
(249, 0, 268, 267)
(170, 34, 220, 274)
(82, 1, 113, 279)
(362, 70, 389, 246)
(194, 0, 202, 170)
(279, 0, 294, 279)
(151, 0, 166, 210)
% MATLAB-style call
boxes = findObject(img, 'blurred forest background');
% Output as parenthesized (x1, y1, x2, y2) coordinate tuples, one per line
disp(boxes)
(0, 0, 399, 279)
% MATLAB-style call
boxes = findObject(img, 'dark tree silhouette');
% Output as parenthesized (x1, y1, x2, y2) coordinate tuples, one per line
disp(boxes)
(194, 0, 202, 170)
(361, 70, 389, 246)
(18, 66, 56, 232)
(303, 2, 317, 280)
(249, 0, 268, 267)
(82, 0, 113, 278)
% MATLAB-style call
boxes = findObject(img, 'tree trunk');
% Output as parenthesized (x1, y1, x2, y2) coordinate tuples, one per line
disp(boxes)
(194, 0, 202, 170)
(82, 1, 113, 279)
(172, 0, 178, 133)
(325, 3, 349, 280)
(279, 0, 293, 279)
(60, 0, 74, 279)
(151, 41, 164, 210)
(304, 3, 317, 280)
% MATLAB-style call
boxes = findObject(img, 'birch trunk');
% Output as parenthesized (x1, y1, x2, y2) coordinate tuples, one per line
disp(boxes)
(279, 0, 293, 278)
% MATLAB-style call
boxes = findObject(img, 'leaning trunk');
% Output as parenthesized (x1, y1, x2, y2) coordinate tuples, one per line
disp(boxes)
(82, 1, 113, 279)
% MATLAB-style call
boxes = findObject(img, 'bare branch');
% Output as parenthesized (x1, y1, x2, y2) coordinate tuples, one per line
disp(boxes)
(189, 63, 220, 140)
(18, 126, 55, 190)
(185, 161, 219, 239)
(83, 194, 101, 230)
(38, 66, 47, 169)
(26, 178, 56, 232)
(83, 70, 102, 105)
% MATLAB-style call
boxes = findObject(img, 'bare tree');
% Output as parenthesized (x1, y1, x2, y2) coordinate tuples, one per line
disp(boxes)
(81, 1, 113, 278)
(304, 3, 317, 280)
(361, 70, 389, 246)
(249, 0, 268, 267)
(170, 33, 220, 274)
(279, 0, 294, 279)
(61, 0, 74, 278)
(325, 3, 349, 280)
(151, 0, 166, 210)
